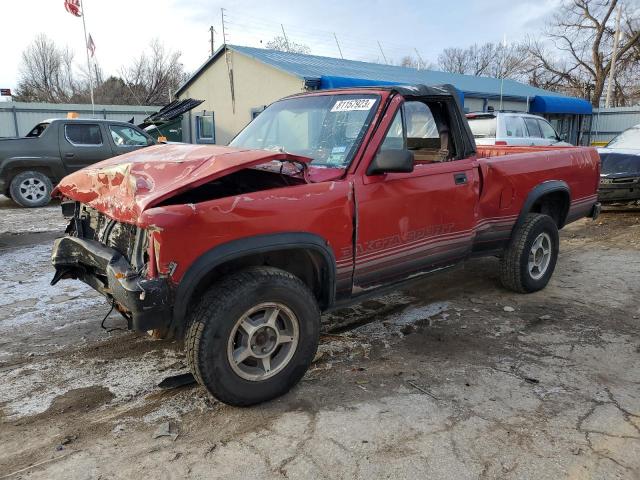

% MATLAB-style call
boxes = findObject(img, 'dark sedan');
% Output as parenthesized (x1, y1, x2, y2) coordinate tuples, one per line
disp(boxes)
(598, 124, 640, 203)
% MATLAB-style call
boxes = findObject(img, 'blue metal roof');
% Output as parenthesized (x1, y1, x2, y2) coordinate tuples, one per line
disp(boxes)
(230, 45, 564, 100)
(177, 44, 591, 114)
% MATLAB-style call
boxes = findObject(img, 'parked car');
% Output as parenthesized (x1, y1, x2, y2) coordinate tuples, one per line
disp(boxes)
(0, 119, 157, 207)
(50, 84, 600, 406)
(598, 123, 640, 203)
(466, 111, 572, 147)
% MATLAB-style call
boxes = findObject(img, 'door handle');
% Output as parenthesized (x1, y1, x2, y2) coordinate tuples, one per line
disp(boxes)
(64, 153, 75, 158)
(454, 173, 467, 185)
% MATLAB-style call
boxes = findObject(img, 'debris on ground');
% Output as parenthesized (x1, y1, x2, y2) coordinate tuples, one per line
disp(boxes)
(152, 422, 179, 441)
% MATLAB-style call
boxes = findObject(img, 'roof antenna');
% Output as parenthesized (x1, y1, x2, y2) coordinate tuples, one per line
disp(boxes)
(334, 33, 344, 59)
(209, 25, 216, 56)
(377, 41, 388, 65)
(499, 34, 506, 111)
(281, 24, 291, 52)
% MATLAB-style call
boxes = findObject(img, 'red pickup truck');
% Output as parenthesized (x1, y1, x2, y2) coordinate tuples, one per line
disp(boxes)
(51, 85, 600, 406)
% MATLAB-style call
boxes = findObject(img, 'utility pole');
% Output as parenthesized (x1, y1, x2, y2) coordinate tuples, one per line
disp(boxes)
(209, 25, 216, 56)
(79, 0, 94, 114)
(281, 24, 291, 52)
(333, 33, 344, 59)
(377, 41, 388, 64)
(605, 4, 622, 108)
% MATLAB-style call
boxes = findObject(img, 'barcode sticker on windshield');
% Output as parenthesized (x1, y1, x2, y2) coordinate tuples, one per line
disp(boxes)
(331, 98, 376, 112)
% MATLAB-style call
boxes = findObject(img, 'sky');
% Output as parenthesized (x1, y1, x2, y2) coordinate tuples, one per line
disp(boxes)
(0, 0, 562, 97)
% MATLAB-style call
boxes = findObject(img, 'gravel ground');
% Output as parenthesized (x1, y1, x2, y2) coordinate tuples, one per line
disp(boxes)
(0, 195, 639, 479)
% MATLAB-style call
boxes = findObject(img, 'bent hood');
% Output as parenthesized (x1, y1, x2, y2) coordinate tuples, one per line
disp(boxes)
(54, 144, 311, 222)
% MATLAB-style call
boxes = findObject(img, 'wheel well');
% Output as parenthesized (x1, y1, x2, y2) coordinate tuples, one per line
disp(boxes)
(181, 247, 331, 327)
(8, 167, 56, 186)
(529, 190, 570, 228)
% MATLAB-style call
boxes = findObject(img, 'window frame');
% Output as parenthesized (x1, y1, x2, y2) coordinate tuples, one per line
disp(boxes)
(523, 117, 543, 139)
(196, 113, 216, 143)
(536, 118, 560, 141)
(64, 123, 104, 147)
(377, 106, 407, 153)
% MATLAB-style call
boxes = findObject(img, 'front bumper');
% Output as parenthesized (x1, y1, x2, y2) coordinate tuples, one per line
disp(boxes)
(598, 180, 640, 203)
(51, 236, 172, 332)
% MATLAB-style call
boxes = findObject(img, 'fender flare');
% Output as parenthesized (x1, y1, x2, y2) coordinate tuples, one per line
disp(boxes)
(171, 232, 337, 328)
(514, 180, 571, 232)
(1, 156, 65, 185)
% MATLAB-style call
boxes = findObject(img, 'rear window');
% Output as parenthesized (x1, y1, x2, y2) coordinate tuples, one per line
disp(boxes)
(65, 124, 103, 146)
(25, 123, 49, 138)
(467, 117, 496, 138)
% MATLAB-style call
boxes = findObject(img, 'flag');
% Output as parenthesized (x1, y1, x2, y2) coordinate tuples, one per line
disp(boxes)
(64, 0, 82, 17)
(87, 34, 96, 57)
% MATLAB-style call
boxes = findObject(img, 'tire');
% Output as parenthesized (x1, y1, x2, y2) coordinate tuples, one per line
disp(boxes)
(9, 171, 53, 208)
(500, 213, 559, 293)
(185, 267, 320, 406)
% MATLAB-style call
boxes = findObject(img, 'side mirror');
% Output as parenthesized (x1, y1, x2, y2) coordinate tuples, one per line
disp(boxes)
(367, 149, 414, 175)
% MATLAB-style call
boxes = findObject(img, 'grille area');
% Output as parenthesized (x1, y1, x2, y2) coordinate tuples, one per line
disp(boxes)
(70, 203, 143, 265)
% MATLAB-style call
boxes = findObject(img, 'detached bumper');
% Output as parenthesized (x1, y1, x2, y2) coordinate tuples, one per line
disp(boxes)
(51, 236, 172, 332)
(598, 182, 640, 203)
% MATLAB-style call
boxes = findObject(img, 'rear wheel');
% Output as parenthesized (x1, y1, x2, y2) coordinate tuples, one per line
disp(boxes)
(185, 267, 320, 406)
(9, 171, 53, 208)
(500, 213, 559, 293)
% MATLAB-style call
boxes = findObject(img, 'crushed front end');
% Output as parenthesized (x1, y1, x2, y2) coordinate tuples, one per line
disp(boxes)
(51, 201, 172, 332)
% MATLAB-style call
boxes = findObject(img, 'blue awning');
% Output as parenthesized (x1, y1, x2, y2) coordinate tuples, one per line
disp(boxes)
(319, 75, 400, 89)
(530, 95, 592, 115)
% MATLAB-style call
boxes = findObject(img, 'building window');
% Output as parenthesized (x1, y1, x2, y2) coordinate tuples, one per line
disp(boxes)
(196, 113, 215, 143)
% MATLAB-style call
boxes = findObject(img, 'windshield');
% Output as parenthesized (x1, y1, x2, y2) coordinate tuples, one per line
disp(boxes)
(230, 94, 380, 168)
(467, 116, 496, 138)
(606, 126, 640, 149)
(601, 154, 640, 175)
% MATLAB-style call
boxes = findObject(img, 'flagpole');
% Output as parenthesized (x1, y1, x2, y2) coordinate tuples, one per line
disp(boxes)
(79, 0, 94, 114)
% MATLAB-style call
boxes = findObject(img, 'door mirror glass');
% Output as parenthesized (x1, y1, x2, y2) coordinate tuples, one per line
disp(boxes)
(367, 149, 414, 175)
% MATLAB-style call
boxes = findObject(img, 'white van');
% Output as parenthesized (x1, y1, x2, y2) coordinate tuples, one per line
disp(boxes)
(466, 112, 572, 146)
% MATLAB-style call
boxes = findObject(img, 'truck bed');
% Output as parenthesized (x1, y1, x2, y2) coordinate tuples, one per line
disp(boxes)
(476, 145, 576, 158)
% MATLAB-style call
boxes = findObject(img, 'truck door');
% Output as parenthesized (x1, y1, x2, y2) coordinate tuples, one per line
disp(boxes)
(353, 99, 479, 291)
(59, 122, 113, 172)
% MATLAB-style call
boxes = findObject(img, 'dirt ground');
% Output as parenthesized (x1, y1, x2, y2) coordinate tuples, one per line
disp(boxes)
(1, 194, 639, 480)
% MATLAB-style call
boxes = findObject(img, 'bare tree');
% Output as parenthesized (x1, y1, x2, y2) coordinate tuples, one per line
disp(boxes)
(527, 0, 640, 106)
(438, 42, 530, 80)
(121, 39, 187, 105)
(14, 34, 79, 102)
(264, 35, 311, 54)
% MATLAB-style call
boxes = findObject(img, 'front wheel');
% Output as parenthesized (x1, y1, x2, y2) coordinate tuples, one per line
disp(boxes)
(9, 171, 53, 208)
(185, 267, 320, 406)
(500, 213, 559, 293)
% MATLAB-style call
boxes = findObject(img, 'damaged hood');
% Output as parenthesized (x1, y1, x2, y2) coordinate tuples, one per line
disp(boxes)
(54, 144, 311, 222)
